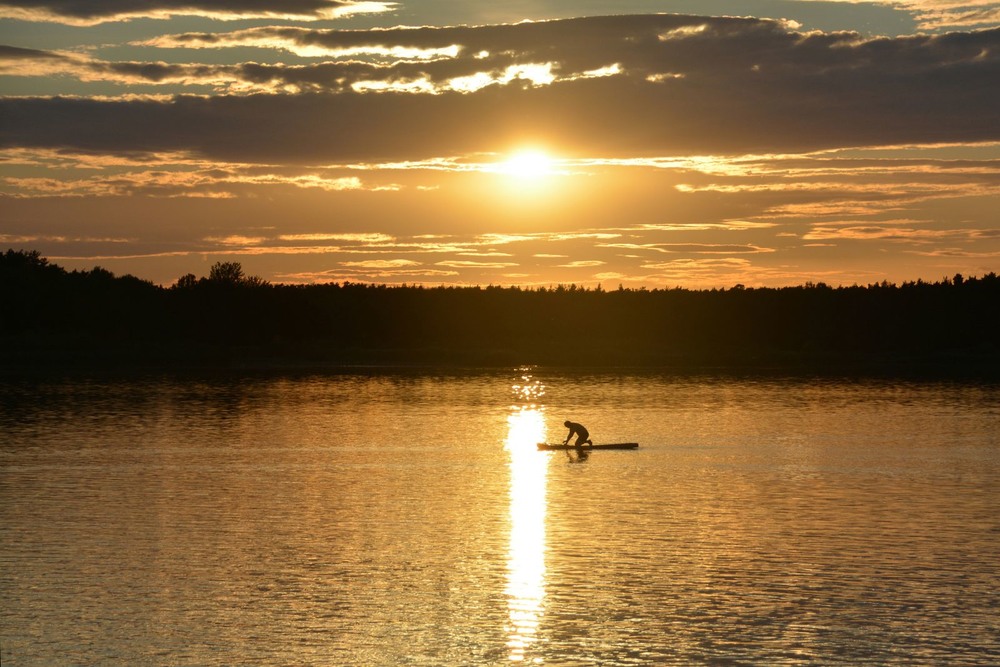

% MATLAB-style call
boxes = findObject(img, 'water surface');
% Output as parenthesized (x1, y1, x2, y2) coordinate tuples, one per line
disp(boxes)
(2, 371, 998, 664)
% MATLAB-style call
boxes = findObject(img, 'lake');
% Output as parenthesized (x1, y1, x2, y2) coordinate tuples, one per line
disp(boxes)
(1, 369, 998, 665)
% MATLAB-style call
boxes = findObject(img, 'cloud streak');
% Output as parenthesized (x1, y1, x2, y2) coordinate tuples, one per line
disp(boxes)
(0, 161, 370, 197)
(0, 0, 393, 25)
(4, 0, 997, 31)
(892, 0, 1000, 30)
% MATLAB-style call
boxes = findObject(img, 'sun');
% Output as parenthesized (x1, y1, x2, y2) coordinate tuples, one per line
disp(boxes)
(500, 149, 555, 178)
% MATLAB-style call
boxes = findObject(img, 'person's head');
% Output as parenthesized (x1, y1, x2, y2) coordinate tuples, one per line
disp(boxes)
(564, 420, 571, 427)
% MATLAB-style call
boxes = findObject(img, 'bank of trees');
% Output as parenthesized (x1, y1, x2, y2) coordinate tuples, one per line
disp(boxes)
(2, 249, 998, 374)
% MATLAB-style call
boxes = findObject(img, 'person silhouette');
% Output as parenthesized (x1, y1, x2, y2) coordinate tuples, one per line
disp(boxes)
(563, 420, 593, 448)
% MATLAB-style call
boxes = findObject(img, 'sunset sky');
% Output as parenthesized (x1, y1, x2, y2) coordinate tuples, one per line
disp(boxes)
(1, 0, 998, 288)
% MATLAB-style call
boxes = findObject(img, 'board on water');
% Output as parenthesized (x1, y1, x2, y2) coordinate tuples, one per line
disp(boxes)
(536, 442, 639, 451)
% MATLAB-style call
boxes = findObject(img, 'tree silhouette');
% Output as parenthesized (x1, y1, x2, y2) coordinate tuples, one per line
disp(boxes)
(3, 249, 998, 375)
(174, 273, 198, 289)
(208, 262, 246, 285)
(205, 261, 269, 287)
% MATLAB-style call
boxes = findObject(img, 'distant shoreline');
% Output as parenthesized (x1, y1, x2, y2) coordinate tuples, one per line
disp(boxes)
(3, 250, 998, 382)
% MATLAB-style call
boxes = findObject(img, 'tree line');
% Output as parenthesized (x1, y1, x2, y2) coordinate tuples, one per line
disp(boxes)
(2, 249, 998, 376)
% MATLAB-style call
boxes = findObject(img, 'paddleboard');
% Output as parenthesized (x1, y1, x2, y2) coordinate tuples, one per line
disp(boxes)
(536, 442, 638, 451)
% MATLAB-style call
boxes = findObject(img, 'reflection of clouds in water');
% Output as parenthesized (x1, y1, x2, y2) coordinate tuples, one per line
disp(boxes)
(504, 406, 547, 662)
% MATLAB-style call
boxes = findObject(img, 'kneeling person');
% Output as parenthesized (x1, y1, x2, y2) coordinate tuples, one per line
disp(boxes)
(563, 420, 593, 447)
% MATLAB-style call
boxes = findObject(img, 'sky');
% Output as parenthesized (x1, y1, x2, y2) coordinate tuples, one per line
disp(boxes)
(1, 1, 998, 289)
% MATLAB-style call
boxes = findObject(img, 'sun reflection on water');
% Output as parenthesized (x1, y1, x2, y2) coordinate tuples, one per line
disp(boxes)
(511, 369, 546, 404)
(504, 404, 547, 663)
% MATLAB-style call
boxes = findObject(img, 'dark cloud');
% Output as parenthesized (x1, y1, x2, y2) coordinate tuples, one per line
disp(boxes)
(140, 16, 1000, 94)
(0, 0, 384, 23)
(2, 15, 998, 162)
(0, 44, 65, 59)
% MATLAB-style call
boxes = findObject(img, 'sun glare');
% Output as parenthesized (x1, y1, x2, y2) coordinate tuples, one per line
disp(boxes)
(501, 149, 555, 178)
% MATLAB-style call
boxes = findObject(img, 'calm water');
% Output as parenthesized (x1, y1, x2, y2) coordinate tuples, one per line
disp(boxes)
(1, 370, 998, 665)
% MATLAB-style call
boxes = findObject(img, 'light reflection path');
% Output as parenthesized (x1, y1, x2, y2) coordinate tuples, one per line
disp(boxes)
(504, 406, 547, 663)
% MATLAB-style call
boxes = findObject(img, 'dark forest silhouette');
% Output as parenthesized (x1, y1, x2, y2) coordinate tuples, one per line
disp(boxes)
(2, 249, 998, 376)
